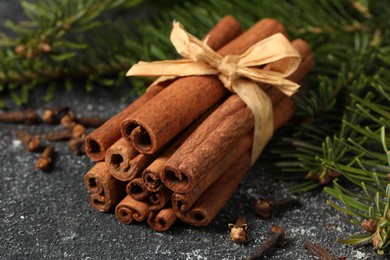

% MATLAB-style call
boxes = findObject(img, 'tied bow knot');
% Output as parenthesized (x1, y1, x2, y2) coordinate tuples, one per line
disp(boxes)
(126, 21, 302, 164)
(218, 55, 240, 90)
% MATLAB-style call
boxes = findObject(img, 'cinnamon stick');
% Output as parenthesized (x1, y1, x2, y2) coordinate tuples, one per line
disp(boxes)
(85, 84, 164, 161)
(115, 195, 150, 224)
(126, 177, 151, 201)
(141, 103, 218, 192)
(172, 39, 314, 226)
(171, 133, 252, 212)
(147, 207, 177, 232)
(148, 187, 172, 211)
(175, 153, 251, 226)
(162, 39, 314, 192)
(105, 138, 153, 182)
(85, 15, 242, 162)
(121, 18, 284, 154)
(83, 162, 126, 212)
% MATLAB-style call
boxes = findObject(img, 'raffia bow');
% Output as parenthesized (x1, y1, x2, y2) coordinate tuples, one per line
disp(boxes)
(127, 21, 301, 164)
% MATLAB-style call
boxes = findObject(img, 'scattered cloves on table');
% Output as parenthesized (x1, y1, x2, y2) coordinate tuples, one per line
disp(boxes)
(43, 123, 86, 141)
(77, 117, 107, 128)
(60, 110, 77, 129)
(254, 197, 300, 219)
(42, 106, 70, 125)
(0, 109, 40, 124)
(228, 215, 248, 243)
(35, 145, 55, 172)
(14, 130, 41, 152)
(304, 241, 335, 260)
(247, 226, 285, 260)
(58, 109, 107, 128)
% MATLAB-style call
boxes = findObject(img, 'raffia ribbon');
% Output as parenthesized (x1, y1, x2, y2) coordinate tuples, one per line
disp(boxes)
(127, 21, 301, 165)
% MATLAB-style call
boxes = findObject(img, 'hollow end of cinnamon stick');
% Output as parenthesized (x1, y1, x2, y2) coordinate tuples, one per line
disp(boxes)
(187, 210, 208, 226)
(83, 162, 107, 194)
(162, 166, 193, 193)
(89, 194, 110, 212)
(126, 178, 151, 201)
(148, 187, 172, 211)
(85, 176, 99, 193)
(128, 125, 155, 154)
(85, 137, 104, 160)
(147, 208, 177, 232)
(115, 195, 150, 224)
(143, 170, 163, 192)
(172, 193, 190, 213)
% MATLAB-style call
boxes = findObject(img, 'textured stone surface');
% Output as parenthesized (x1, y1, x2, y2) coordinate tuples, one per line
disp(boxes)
(0, 1, 383, 259)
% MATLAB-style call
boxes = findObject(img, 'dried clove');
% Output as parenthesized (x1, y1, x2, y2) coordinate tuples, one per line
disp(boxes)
(0, 109, 40, 124)
(68, 136, 86, 155)
(247, 226, 285, 259)
(60, 110, 77, 128)
(304, 241, 336, 260)
(254, 197, 299, 219)
(59, 109, 107, 128)
(43, 124, 86, 141)
(14, 130, 41, 152)
(35, 145, 55, 172)
(77, 117, 107, 127)
(228, 215, 248, 243)
(42, 106, 69, 124)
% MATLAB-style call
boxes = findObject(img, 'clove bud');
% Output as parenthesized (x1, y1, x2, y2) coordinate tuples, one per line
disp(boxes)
(14, 130, 41, 152)
(228, 215, 248, 243)
(35, 145, 55, 172)
(60, 110, 77, 129)
(0, 109, 40, 124)
(43, 123, 86, 141)
(248, 226, 285, 259)
(254, 197, 299, 219)
(42, 106, 69, 125)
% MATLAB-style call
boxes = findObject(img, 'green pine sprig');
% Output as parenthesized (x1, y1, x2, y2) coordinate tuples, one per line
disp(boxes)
(1, 0, 390, 253)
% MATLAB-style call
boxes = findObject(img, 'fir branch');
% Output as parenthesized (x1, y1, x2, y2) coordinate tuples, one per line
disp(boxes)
(1, 0, 389, 252)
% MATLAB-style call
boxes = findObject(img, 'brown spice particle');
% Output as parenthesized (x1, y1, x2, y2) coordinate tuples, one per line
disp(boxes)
(0, 109, 40, 124)
(14, 130, 41, 152)
(35, 145, 55, 172)
(304, 240, 336, 260)
(248, 226, 285, 259)
(228, 215, 248, 243)
(254, 197, 299, 219)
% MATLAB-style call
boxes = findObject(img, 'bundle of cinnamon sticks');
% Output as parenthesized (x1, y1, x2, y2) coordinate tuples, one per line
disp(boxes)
(83, 16, 314, 231)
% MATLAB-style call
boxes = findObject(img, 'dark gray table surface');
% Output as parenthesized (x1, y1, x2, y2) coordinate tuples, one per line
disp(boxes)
(0, 1, 384, 259)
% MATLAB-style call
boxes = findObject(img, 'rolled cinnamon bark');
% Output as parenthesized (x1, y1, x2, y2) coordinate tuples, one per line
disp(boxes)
(147, 207, 177, 232)
(115, 195, 150, 224)
(148, 187, 172, 211)
(162, 98, 253, 192)
(175, 153, 251, 226)
(141, 103, 218, 192)
(85, 15, 242, 162)
(172, 39, 314, 226)
(85, 84, 164, 161)
(162, 39, 314, 192)
(126, 177, 151, 201)
(105, 138, 153, 182)
(83, 162, 126, 212)
(122, 18, 285, 154)
(172, 133, 252, 211)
